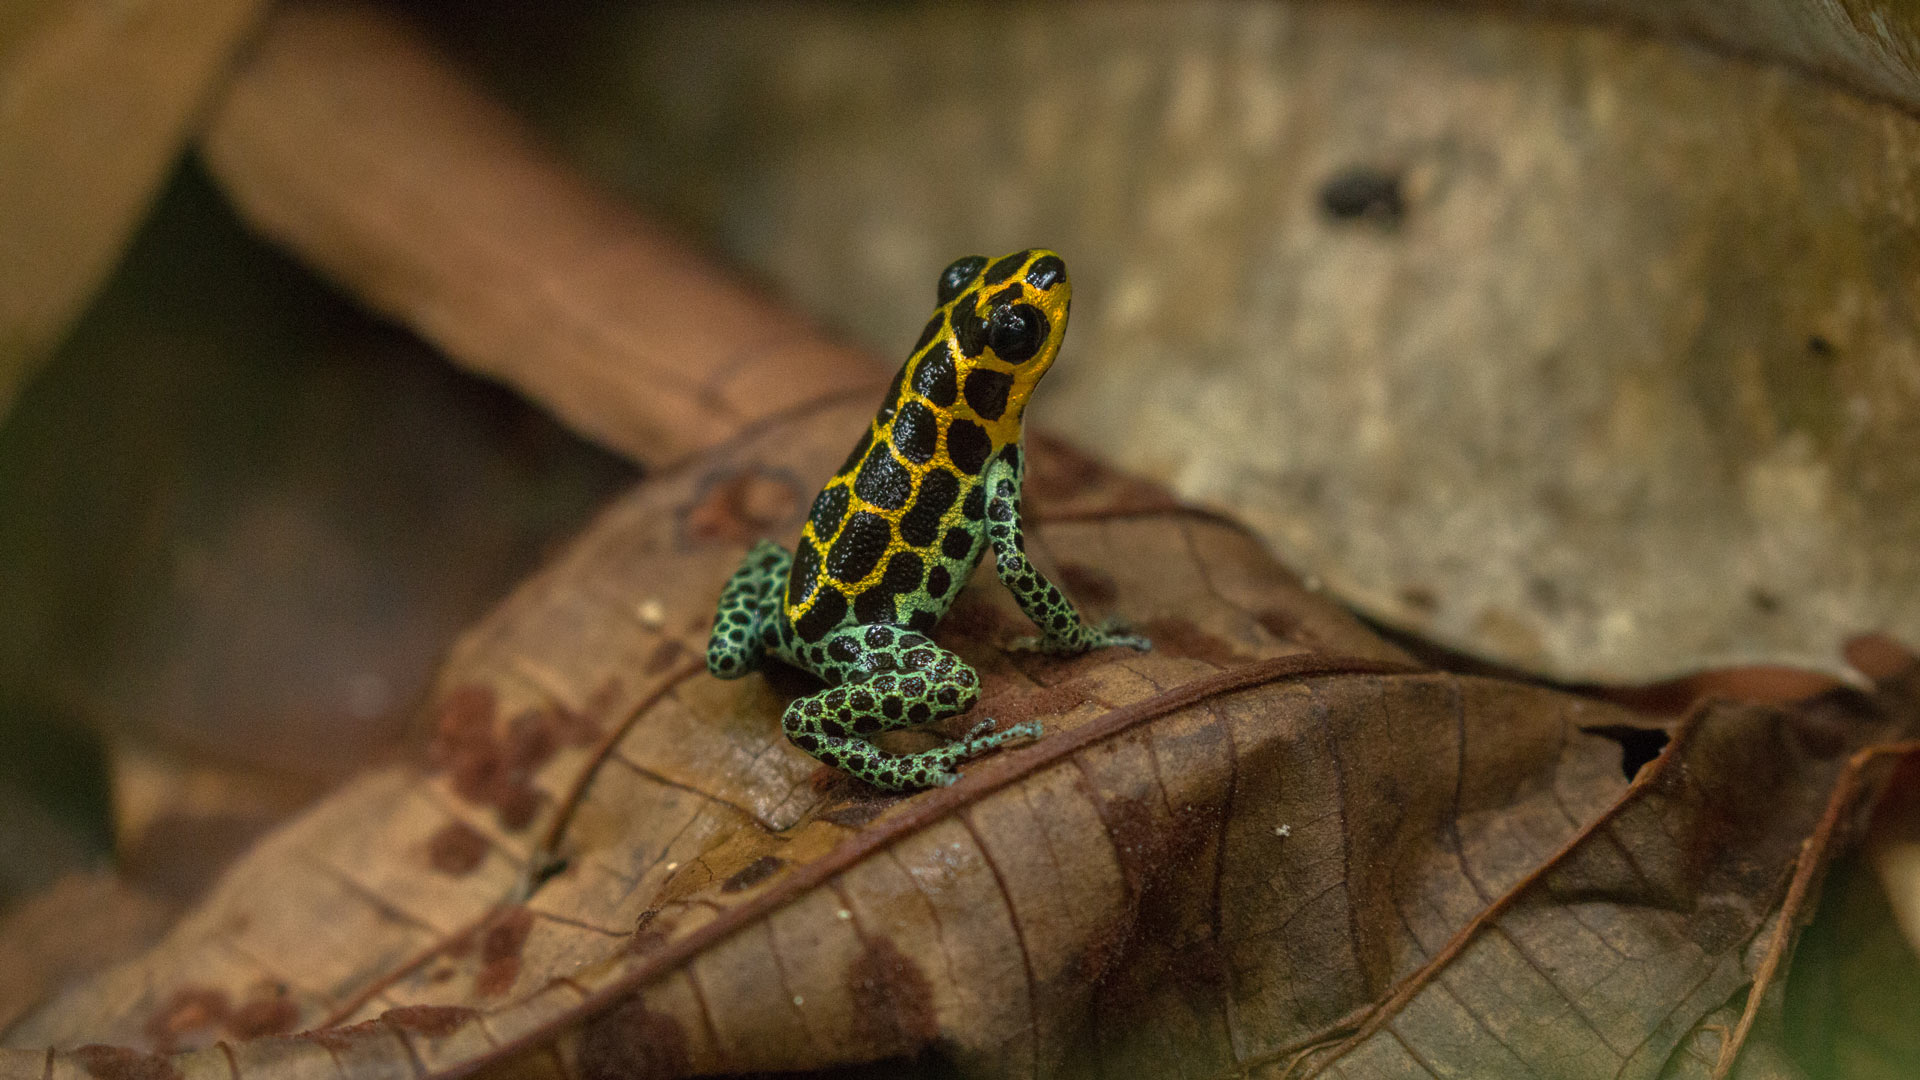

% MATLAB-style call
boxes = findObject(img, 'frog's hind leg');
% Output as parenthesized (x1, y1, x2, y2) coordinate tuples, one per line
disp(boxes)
(781, 626, 1040, 791)
(707, 540, 790, 679)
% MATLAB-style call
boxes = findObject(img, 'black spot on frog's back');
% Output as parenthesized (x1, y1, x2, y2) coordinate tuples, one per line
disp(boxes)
(911, 342, 958, 408)
(891, 401, 939, 464)
(946, 419, 991, 475)
(1025, 255, 1065, 290)
(854, 449, 913, 510)
(912, 314, 943, 353)
(808, 483, 850, 541)
(963, 368, 1013, 421)
(951, 308, 990, 358)
(836, 428, 874, 478)
(786, 537, 821, 607)
(795, 584, 848, 643)
(898, 468, 960, 548)
(827, 511, 893, 584)
(984, 250, 1033, 286)
(875, 364, 908, 425)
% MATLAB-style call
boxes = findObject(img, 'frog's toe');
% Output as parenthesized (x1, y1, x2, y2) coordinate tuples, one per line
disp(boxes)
(962, 717, 1000, 741)
(1095, 617, 1153, 651)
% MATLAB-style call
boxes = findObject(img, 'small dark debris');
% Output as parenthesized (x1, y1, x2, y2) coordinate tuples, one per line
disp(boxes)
(1319, 167, 1405, 226)
(1806, 334, 1835, 359)
(1748, 588, 1782, 615)
(1399, 585, 1440, 614)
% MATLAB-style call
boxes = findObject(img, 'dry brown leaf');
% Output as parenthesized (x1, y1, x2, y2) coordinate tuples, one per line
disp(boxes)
(0, 0, 268, 420)
(198, 0, 879, 469)
(526, 1, 1920, 685)
(2, 394, 1913, 1079)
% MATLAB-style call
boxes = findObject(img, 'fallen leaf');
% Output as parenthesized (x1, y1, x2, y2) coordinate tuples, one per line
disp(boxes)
(1, 397, 1911, 1079)
(0, 0, 268, 421)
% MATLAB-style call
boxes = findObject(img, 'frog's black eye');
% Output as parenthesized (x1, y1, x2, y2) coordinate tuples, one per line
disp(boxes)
(986, 303, 1047, 363)
(937, 256, 988, 305)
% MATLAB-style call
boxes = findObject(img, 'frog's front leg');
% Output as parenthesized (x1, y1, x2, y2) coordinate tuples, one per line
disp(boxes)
(983, 457, 1151, 656)
(782, 626, 1039, 791)
(706, 540, 790, 679)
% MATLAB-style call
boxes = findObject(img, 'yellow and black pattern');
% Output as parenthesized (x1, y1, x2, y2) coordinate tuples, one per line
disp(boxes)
(706, 250, 1150, 791)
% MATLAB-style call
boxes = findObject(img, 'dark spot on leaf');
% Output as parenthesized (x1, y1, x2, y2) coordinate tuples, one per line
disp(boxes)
(1583, 724, 1671, 780)
(427, 821, 490, 876)
(721, 854, 787, 893)
(381, 1005, 477, 1039)
(643, 640, 686, 675)
(847, 935, 938, 1056)
(72, 1046, 180, 1080)
(226, 990, 298, 1039)
(1137, 616, 1247, 668)
(429, 687, 583, 832)
(476, 907, 534, 998)
(578, 995, 691, 1080)
(1096, 794, 1160, 902)
(1319, 166, 1405, 226)
(818, 796, 898, 828)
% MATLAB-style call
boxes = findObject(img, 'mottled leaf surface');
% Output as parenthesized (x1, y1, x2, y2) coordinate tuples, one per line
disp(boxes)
(2, 397, 1912, 1080)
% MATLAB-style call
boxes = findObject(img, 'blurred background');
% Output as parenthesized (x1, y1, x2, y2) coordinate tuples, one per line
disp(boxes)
(3, 0, 1919, 1065)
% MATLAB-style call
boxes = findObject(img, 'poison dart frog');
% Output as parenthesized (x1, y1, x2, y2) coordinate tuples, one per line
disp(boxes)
(705, 249, 1150, 791)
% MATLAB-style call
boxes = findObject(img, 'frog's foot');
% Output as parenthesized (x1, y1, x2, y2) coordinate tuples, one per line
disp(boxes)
(918, 718, 1046, 787)
(782, 626, 1022, 791)
(1009, 617, 1152, 657)
(707, 540, 790, 679)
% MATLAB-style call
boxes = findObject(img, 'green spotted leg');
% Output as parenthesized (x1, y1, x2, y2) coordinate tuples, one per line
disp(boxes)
(983, 457, 1151, 656)
(781, 625, 1040, 790)
(707, 540, 790, 679)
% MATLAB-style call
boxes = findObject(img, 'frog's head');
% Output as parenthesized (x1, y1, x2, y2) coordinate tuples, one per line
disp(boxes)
(933, 248, 1071, 429)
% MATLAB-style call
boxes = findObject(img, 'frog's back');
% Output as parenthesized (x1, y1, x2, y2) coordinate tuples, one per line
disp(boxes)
(778, 249, 1072, 653)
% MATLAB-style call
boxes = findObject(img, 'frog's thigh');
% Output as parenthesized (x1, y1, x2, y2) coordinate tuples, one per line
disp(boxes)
(786, 626, 980, 741)
(707, 540, 789, 679)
